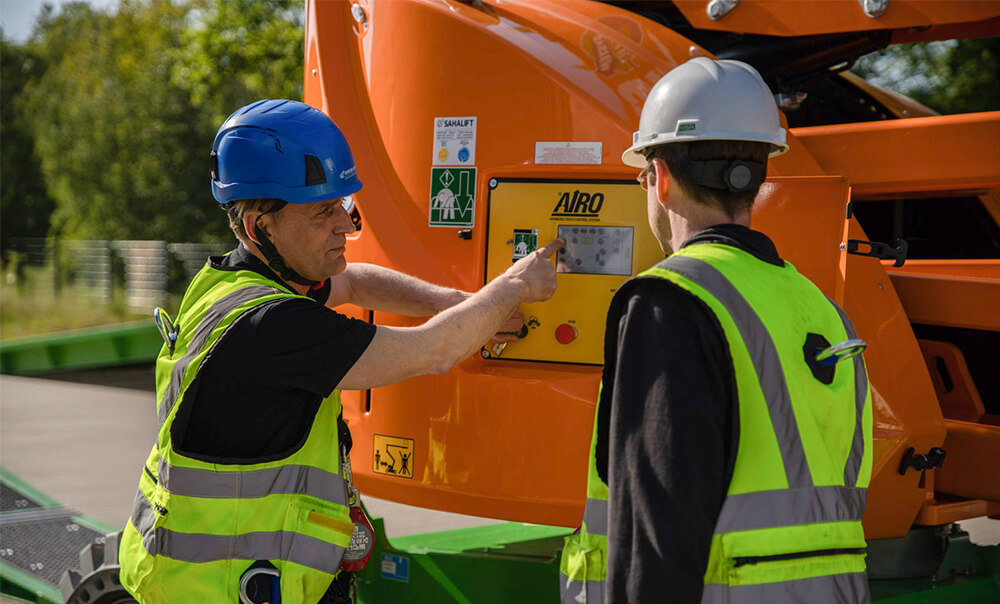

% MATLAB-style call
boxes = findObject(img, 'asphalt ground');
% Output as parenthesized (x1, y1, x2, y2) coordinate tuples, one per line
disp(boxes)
(0, 374, 502, 537)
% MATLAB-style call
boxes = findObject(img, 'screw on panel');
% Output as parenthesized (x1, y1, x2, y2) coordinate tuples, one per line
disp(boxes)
(859, 0, 889, 18)
(351, 3, 367, 26)
(489, 178, 498, 189)
(706, 0, 739, 21)
(311, 69, 318, 77)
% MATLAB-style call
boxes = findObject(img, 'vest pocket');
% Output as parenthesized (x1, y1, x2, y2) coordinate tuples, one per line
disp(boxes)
(279, 503, 354, 603)
(560, 531, 607, 583)
(727, 548, 868, 586)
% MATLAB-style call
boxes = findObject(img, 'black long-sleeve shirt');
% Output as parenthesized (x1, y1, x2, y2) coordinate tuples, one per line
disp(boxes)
(598, 224, 784, 603)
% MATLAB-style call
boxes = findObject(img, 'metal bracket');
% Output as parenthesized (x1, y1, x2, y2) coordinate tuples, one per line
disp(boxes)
(858, 0, 889, 18)
(844, 238, 908, 267)
(898, 447, 946, 475)
(707, 0, 739, 21)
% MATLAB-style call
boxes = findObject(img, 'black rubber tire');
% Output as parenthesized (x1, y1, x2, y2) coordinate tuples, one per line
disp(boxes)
(59, 531, 137, 604)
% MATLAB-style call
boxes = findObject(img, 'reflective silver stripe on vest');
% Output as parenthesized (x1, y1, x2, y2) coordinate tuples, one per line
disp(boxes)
(661, 256, 812, 488)
(582, 498, 608, 537)
(129, 487, 345, 574)
(829, 300, 869, 488)
(130, 488, 157, 541)
(713, 486, 867, 534)
(157, 285, 281, 428)
(158, 458, 348, 506)
(561, 575, 604, 604)
(702, 570, 870, 604)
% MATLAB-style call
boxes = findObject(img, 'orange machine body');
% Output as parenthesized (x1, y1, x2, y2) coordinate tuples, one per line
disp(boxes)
(305, 0, 1000, 540)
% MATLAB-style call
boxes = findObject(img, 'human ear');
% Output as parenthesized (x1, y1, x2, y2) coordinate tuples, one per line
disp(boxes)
(243, 210, 265, 244)
(653, 158, 671, 209)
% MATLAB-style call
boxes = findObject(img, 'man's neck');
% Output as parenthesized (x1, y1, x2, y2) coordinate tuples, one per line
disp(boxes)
(668, 196, 750, 253)
(241, 240, 311, 295)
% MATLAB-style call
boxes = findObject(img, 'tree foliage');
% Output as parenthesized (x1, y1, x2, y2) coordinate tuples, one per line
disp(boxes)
(24, 1, 216, 241)
(852, 38, 1000, 115)
(7, 0, 305, 244)
(171, 0, 304, 129)
(1, 37, 54, 254)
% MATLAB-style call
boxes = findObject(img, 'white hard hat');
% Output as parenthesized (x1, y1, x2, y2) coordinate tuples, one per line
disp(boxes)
(622, 58, 789, 168)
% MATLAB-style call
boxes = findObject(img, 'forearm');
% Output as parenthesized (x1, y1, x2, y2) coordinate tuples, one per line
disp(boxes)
(421, 274, 526, 370)
(336, 274, 526, 390)
(336, 263, 467, 316)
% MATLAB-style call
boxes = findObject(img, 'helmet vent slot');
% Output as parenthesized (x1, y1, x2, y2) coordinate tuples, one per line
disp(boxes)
(304, 155, 327, 186)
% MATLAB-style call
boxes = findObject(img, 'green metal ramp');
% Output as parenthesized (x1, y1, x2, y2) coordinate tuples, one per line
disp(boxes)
(0, 468, 117, 604)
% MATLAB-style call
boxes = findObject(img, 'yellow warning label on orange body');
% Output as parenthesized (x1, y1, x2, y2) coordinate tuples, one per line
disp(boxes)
(373, 435, 414, 479)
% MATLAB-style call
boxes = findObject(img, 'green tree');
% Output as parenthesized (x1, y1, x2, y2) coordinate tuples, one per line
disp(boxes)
(171, 0, 304, 129)
(20, 0, 306, 244)
(853, 38, 1000, 115)
(1, 36, 55, 257)
(24, 1, 224, 242)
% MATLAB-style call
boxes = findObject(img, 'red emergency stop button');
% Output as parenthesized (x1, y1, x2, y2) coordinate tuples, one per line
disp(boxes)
(555, 323, 578, 345)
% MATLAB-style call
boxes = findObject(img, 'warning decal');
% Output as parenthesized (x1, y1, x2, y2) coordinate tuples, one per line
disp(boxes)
(429, 167, 476, 228)
(373, 434, 414, 478)
(432, 116, 476, 166)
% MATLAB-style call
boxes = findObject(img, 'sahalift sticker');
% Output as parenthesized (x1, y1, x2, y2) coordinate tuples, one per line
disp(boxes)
(433, 117, 477, 166)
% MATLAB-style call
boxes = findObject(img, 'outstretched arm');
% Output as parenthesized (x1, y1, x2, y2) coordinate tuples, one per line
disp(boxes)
(327, 263, 468, 316)
(337, 239, 562, 390)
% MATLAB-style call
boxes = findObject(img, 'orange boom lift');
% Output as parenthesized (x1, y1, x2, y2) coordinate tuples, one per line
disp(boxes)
(304, 0, 1000, 600)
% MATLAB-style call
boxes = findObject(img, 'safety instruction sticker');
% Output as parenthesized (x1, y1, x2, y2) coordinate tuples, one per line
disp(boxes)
(432, 116, 476, 166)
(512, 229, 538, 262)
(373, 434, 414, 478)
(429, 167, 476, 228)
(535, 141, 602, 165)
(381, 553, 410, 582)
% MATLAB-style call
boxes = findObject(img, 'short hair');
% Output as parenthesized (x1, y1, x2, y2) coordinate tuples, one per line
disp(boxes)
(646, 140, 772, 218)
(221, 198, 284, 242)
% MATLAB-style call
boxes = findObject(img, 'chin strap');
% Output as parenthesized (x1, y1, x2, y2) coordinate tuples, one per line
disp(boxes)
(252, 202, 320, 288)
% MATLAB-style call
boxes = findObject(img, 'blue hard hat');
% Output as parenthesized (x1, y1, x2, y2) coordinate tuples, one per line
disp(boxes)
(211, 99, 363, 204)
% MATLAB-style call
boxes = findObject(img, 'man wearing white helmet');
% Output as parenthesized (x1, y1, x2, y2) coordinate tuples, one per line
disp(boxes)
(560, 59, 873, 603)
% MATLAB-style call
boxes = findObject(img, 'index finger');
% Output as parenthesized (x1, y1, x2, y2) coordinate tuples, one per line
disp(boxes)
(536, 238, 565, 259)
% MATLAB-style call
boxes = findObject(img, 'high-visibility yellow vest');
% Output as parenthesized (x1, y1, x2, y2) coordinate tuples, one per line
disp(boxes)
(560, 242, 873, 603)
(119, 260, 355, 603)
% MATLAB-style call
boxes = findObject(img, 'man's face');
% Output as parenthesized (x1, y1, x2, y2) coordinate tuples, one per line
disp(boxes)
(640, 159, 672, 255)
(262, 197, 357, 281)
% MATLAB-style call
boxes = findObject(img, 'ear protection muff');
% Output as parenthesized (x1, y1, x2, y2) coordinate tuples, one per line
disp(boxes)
(686, 158, 766, 193)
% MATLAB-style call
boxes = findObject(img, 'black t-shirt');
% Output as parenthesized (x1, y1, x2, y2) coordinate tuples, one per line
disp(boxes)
(170, 246, 376, 463)
(599, 224, 783, 603)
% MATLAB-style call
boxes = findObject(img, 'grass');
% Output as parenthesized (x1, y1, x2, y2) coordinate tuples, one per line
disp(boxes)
(0, 264, 146, 340)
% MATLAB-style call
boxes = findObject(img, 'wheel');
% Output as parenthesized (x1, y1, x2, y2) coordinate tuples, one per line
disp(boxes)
(59, 531, 137, 604)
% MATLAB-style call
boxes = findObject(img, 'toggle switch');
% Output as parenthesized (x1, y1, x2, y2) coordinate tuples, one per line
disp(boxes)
(555, 323, 577, 345)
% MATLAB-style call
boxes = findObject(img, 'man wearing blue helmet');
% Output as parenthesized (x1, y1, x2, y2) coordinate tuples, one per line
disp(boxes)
(119, 99, 562, 604)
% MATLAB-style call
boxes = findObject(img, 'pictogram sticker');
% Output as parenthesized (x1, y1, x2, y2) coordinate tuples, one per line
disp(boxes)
(373, 434, 414, 478)
(429, 167, 476, 227)
(512, 228, 538, 262)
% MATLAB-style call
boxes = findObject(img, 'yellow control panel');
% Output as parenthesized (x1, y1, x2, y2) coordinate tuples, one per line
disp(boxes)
(485, 179, 664, 365)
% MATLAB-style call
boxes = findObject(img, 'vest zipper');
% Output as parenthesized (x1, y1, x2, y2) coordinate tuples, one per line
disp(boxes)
(732, 547, 866, 568)
(143, 466, 167, 515)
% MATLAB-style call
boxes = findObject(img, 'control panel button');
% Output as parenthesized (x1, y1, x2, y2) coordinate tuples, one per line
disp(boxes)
(555, 323, 577, 345)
